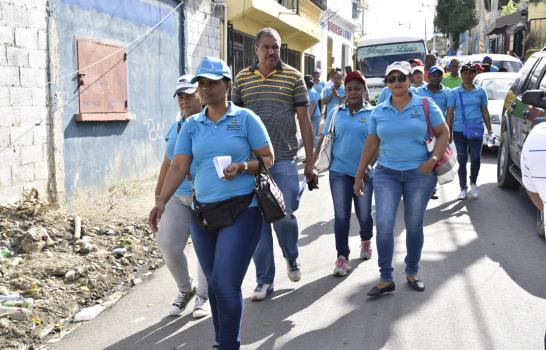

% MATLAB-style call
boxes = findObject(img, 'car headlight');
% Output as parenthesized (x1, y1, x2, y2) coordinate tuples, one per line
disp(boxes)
(490, 114, 501, 124)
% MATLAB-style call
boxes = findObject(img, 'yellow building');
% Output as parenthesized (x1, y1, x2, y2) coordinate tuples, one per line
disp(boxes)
(226, 0, 324, 76)
(528, 1, 546, 50)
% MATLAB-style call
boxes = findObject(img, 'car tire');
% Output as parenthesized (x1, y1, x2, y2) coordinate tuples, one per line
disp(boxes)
(497, 129, 519, 188)
(538, 210, 545, 239)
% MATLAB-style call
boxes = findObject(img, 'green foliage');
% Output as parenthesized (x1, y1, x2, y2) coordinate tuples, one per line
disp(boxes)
(501, 0, 518, 16)
(434, 0, 478, 38)
(484, 0, 518, 12)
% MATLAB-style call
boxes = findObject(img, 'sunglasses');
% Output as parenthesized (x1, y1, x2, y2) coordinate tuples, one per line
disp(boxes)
(385, 75, 408, 84)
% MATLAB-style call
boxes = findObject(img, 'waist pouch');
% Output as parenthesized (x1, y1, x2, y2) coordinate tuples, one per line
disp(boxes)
(192, 193, 253, 230)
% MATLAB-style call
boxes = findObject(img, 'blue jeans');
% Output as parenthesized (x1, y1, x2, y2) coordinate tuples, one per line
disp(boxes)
(453, 131, 483, 190)
(329, 170, 374, 258)
(253, 159, 300, 284)
(190, 207, 263, 350)
(311, 114, 321, 146)
(373, 165, 437, 282)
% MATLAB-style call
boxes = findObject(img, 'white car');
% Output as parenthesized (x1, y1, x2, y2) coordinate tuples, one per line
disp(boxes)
(473, 72, 519, 147)
(465, 54, 522, 72)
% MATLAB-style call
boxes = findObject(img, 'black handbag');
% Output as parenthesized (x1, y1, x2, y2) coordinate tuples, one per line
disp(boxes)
(254, 158, 286, 224)
(192, 193, 253, 230)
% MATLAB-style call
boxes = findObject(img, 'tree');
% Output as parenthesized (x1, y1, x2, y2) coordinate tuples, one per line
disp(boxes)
(434, 0, 478, 43)
(501, 0, 518, 16)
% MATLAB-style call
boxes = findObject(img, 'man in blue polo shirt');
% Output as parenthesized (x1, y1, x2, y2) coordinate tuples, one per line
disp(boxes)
(416, 66, 450, 115)
(446, 63, 493, 201)
(322, 70, 345, 116)
(482, 56, 499, 72)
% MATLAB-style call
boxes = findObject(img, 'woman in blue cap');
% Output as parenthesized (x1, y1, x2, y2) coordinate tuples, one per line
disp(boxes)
(154, 75, 209, 318)
(354, 61, 450, 297)
(314, 70, 375, 276)
(149, 56, 274, 350)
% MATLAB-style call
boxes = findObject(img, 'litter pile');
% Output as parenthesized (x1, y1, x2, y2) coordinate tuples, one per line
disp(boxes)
(0, 189, 162, 349)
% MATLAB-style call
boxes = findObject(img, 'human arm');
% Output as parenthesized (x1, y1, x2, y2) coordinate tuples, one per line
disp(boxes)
(223, 145, 274, 179)
(149, 154, 192, 232)
(482, 106, 493, 134)
(445, 107, 454, 142)
(296, 105, 319, 183)
(154, 154, 171, 204)
(419, 122, 450, 174)
(354, 135, 380, 196)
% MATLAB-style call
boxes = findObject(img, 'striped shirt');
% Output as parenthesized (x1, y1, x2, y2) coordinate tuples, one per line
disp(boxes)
(231, 61, 309, 160)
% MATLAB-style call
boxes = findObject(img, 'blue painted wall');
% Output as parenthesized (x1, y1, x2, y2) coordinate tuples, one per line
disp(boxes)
(50, 0, 183, 204)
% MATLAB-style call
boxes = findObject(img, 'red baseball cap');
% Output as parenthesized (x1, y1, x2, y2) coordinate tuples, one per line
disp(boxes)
(344, 70, 366, 86)
(409, 58, 424, 66)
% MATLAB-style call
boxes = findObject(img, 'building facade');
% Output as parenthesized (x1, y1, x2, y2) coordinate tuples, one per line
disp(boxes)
(226, 0, 324, 77)
(0, 0, 221, 207)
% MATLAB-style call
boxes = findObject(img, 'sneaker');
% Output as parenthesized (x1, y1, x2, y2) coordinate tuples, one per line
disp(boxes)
(250, 283, 274, 301)
(360, 240, 372, 260)
(192, 295, 209, 319)
(457, 188, 467, 200)
(286, 260, 301, 282)
(333, 256, 351, 276)
(169, 287, 196, 316)
(212, 341, 219, 349)
(469, 183, 479, 199)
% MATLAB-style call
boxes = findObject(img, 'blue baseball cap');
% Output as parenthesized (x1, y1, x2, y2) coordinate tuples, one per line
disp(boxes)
(428, 65, 444, 75)
(191, 57, 232, 83)
(483, 55, 493, 63)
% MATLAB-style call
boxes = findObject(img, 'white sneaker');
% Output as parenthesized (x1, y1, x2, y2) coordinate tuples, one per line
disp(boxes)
(469, 184, 479, 199)
(360, 240, 372, 260)
(333, 256, 351, 276)
(250, 283, 274, 301)
(169, 287, 196, 316)
(192, 295, 209, 319)
(457, 188, 467, 200)
(286, 260, 301, 282)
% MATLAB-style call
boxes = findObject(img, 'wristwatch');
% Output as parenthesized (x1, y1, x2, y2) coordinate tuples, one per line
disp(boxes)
(430, 155, 439, 162)
(240, 161, 248, 174)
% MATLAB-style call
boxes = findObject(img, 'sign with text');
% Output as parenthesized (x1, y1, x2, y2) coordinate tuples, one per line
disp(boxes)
(359, 42, 425, 58)
(328, 21, 352, 41)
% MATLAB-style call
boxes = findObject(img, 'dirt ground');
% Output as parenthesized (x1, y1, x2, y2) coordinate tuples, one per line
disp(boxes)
(0, 179, 163, 350)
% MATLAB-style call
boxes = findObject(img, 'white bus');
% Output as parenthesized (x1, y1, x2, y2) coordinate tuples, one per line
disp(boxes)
(356, 36, 427, 103)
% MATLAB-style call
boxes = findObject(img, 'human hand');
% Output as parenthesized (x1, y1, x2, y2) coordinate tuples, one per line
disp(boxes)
(419, 159, 436, 175)
(148, 201, 166, 233)
(353, 173, 368, 197)
(304, 163, 318, 186)
(223, 163, 241, 180)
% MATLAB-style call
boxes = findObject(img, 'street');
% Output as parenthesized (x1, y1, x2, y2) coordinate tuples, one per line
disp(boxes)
(48, 152, 546, 350)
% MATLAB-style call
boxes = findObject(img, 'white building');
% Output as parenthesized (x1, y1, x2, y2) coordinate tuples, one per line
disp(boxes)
(307, 0, 362, 80)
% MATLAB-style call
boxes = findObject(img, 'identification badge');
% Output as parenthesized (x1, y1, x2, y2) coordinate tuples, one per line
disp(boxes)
(425, 137, 436, 152)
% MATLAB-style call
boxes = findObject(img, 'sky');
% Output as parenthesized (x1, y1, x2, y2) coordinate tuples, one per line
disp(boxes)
(362, 0, 437, 40)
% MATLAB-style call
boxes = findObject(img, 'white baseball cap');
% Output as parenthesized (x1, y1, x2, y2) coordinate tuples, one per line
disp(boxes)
(385, 61, 412, 76)
(173, 74, 197, 97)
(411, 66, 424, 74)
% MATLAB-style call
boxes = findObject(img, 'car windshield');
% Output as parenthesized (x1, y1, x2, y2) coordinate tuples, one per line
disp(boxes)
(480, 78, 515, 100)
(493, 60, 522, 72)
(356, 41, 426, 78)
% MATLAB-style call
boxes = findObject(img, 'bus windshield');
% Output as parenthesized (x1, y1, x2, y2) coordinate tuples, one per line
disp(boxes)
(356, 41, 426, 78)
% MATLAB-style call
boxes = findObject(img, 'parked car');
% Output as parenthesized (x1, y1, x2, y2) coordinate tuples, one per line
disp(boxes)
(498, 50, 546, 237)
(465, 54, 523, 72)
(473, 72, 519, 147)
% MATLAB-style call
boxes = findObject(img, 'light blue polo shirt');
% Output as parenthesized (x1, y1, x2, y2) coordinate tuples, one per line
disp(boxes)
(323, 103, 374, 177)
(447, 85, 488, 132)
(308, 87, 321, 120)
(377, 86, 418, 104)
(313, 80, 325, 99)
(174, 103, 270, 204)
(165, 119, 194, 197)
(370, 93, 445, 171)
(323, 85, 345, 115)
(415, 84, 450, 115)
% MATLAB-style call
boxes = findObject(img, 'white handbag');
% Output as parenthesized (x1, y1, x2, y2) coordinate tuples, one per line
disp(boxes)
(315, 106, 340, 172)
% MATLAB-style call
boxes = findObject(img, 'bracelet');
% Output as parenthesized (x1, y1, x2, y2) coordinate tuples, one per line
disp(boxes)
(240, 161, 248, 174)
(430, 155, 439, 162)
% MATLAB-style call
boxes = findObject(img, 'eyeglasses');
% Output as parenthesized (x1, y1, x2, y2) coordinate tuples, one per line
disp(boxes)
(385, 75, 408, 84)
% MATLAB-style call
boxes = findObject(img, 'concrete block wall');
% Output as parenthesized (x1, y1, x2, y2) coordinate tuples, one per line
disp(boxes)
(0, 0, 50, 203)
(184, 0, 221, 73)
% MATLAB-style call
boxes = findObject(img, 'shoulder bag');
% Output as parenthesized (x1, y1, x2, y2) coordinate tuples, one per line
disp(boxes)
(458, 89, 484, 139)
(423, 97, 459, 185)
(254, 157, 286, 224)
(315, 106, 340, 172)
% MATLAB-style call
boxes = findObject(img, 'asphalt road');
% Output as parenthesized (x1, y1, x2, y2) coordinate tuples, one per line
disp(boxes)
(49, 152, 546, 350)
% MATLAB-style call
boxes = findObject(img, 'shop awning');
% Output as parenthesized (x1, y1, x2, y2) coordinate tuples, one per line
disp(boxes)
(488, 12, 524, 35)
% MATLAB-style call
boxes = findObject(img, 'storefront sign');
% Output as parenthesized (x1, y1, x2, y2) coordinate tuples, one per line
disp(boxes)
(328, 21, 352, 41)
(359, 42, 424, 57)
